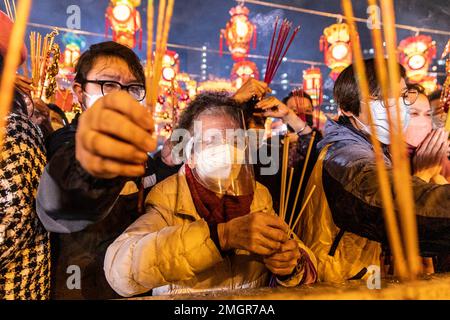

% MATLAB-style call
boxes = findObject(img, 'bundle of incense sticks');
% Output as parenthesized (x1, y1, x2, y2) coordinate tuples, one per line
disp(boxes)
(288, 131, 316, 231)
(440, 41, 450, 131)
(138, 0, 175, 214)
(278, 129, 317, 237)
(4, 0, 16, 21)
(264, 17, 300, 85)
(342, 0, 420, 280)
(29, 29, 59, 99)
(0, 0, 32, 153)
(146, 0, 175, 114)
(292, 88, 306, 121)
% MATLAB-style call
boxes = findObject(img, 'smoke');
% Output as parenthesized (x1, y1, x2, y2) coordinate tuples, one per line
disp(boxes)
(250, 9, 285, 37)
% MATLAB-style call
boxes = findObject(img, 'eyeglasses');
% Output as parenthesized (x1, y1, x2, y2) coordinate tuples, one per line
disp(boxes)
(401, 88, 419, 106)
(377, 88, 419, 108)
(83, 79, 146, 101)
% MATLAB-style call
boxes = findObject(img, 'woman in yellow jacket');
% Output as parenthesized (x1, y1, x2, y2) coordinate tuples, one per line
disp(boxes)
(104, 92, 317, 297)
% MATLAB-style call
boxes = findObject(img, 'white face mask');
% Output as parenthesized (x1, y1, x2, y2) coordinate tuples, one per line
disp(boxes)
(354, 98, 410, 145)
(83, 92, 103, 109)
(195, 144, 245, 181)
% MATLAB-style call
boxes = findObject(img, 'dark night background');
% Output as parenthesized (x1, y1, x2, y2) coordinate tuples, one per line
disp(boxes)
(5, 0, 450, 104)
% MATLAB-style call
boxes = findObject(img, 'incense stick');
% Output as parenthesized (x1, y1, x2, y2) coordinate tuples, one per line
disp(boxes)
(289, 131, 316, 229)
(279, 135, 289, 219)
(264, 19, 300, 85)
(283, 167, 294, 220)
(0, 0, 32, 153)
(379, 0, 421, 279)
(146, 0, 154, 112)
(289, 185, 316, 237)
(343, 0, 409, 279)
(147, 0, 175, 114)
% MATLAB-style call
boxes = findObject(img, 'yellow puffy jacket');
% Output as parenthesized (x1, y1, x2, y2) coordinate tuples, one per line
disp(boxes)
(297, 145, 381, 283)
(104, 166, 317, 297)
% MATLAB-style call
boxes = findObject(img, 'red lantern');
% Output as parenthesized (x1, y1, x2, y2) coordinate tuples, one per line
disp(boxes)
(230, 60, 259, 89)
(55, 88, 74, 112)
(220, 4, 257, 61)
(302, 67, 323, 107)
(161, 50, 180, 83)
(60, 33, 86, 74)
(320, 23, 352, 80)
(106, 0, 142, 49)
(398, 35, 436, 83)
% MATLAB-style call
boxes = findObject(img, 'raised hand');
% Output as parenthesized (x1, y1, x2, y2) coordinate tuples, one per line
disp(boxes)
(233, 78, 271, 104)
(76, 91, 157, 179)
(413, 128, 449, 182)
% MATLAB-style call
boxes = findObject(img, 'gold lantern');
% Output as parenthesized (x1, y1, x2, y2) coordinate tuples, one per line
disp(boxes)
(320, 23, 352, 80)
(399, 35, 436, 83)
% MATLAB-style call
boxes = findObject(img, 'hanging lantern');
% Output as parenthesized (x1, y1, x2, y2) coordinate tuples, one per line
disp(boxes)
(60, 33, 86, 73)
(161, 50, 180, 83)
(105, 0, 142, 49)
(320, 22, 352, 80)
(398, 35, 436, 83)
(220, 4, 257, 61)
(302, 67, 323, 107)
(230, 60, 259, 89)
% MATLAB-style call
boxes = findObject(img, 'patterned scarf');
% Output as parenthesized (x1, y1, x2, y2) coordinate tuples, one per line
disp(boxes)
(185, 165, 253, 224)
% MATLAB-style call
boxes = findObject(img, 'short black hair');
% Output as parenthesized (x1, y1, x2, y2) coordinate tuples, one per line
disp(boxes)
(333, 58, 406, 116)
(74, 41, 145, 85)
(282, 90, 313, 106)
(407, 83, 426, 95)
(176, 91, 243, 134)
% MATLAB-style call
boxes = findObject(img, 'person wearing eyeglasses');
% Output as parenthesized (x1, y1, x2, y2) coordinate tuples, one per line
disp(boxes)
(295, 59, 450, 283)
(35, 42, 182, 300)
(404, 84, 449, 185)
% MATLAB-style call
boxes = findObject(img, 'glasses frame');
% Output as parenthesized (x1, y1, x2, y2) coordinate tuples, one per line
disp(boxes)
(376, 88, 419, 108)
(83, 79, 146, 102)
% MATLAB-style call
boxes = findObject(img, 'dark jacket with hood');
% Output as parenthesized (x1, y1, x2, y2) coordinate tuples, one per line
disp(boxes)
(318, 117, 450, 256)
(36, 121, 180, 299)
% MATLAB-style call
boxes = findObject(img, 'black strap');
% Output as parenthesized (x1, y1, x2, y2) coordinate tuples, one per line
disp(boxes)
(348, 267, 368, 280)
(328, 229, 345, 257)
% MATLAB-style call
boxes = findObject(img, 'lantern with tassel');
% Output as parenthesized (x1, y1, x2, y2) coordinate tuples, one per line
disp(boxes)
(220, 4, 257, 61)
(398, 35, 436, 83)
(231, 60, 259, 89)
(320, 22, 352, 80)
(302, 67, 323, 107)
(105, 0, 142, 49)
(60, 33, 86, 74)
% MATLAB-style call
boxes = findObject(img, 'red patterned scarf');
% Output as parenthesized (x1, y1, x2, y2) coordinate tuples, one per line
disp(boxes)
(185, 165, 254, 224)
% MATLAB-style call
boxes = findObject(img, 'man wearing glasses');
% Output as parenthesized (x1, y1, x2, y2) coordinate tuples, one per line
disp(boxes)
(35, 42, 179, 299)
(297, 59, 450, 283)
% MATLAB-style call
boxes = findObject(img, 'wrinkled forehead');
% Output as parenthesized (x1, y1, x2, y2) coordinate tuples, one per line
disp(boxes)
(86, 56, 139, 84)
(193, 112, 242, 140)
(195, 112, 239, 130)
